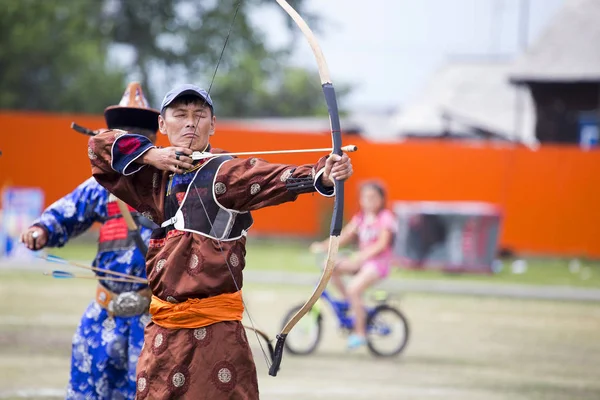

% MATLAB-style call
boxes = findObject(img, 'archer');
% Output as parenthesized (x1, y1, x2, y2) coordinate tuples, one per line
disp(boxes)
(20, 82, 158, 399)
(88, 83, 353, 399)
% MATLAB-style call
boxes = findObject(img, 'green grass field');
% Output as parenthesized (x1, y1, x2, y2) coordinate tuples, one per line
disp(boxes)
(1, 266, 599, 400)
(2, 235, 600, 399)
(48, 237, 600, 288)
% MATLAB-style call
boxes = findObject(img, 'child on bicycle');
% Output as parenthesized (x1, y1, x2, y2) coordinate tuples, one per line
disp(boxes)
(310, 180, 396, 349)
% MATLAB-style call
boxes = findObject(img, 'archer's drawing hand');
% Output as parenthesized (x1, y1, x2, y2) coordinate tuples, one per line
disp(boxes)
(321, 153, 353, 187)
(20, 227, 48, 250)
(141, 147, 194, 174)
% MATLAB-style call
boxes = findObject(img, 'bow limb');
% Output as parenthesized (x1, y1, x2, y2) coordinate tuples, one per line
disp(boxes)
(70, 122, 98, 136)
(269, 0, 344, 377)
(244, 325, 275, 364)
(116, 198, 148, 256)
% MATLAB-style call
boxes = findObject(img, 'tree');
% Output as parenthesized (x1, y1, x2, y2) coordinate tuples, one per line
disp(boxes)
(211, 53, 352, 117)
(97, 0, 329, 109)
(0, 0, 125, 112)
(0, 0, 349, 116)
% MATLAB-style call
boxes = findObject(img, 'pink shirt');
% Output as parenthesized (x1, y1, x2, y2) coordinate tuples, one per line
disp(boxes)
(351, 209, 397, 261)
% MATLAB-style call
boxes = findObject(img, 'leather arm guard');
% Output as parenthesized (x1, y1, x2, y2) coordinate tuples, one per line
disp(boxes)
(285, 169, 317, 194)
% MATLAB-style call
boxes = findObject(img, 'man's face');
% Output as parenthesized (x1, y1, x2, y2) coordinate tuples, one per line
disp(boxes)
(158, 99, 215, 151)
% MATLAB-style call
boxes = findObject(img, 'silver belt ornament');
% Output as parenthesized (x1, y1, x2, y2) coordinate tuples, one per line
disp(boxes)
(99, 290, 150, 317)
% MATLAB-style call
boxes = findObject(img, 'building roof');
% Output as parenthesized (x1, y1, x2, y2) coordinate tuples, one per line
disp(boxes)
(511, 0, 600, 83)
(391, 59, 537, 146)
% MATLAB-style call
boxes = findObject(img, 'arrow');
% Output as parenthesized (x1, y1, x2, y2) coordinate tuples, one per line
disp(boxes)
(70, 122, 98, 136)
(41, 254, 148, 283)
(44, 269, 144, 283)
(190, 145, 358, 161)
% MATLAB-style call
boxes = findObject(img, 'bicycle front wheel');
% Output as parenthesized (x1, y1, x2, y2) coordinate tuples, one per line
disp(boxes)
(366, 304, 409, 357)
(281, 303, 323, 355)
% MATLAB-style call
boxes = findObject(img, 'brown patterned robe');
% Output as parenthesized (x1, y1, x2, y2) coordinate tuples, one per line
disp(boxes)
(89, 130, 331, 399)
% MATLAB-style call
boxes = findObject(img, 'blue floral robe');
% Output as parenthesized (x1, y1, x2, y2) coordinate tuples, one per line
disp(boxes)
(33, 177, 152, 400)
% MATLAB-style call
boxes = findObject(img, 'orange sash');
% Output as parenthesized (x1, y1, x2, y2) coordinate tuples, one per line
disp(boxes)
(150, 291, 244, 329)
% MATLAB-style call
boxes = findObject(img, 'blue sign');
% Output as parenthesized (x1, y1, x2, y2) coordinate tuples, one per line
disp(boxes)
(578, 113, 599, 150)
(1, 187, 44, 259)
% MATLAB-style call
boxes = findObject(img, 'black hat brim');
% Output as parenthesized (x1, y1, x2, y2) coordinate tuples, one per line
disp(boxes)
(104, 107, 160, 132)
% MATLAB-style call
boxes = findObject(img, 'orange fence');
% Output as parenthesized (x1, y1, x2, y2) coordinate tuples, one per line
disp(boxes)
(1, 111, 599, 258)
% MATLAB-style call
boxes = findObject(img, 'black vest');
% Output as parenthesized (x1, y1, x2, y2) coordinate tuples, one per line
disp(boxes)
(162, 156, 253, 241)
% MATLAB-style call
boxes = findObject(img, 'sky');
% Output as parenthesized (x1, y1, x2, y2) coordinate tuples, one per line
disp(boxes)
(252, 0, 565, 112)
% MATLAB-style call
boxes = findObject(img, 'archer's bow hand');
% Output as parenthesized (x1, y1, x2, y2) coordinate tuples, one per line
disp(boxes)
(321, 153, 353, 187)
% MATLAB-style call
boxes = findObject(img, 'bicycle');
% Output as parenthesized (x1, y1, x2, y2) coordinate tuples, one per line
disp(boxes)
(280, 276, 410, 357)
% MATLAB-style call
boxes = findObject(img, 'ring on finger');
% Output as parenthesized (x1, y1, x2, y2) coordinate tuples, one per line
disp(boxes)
(176, 154, 180, 161)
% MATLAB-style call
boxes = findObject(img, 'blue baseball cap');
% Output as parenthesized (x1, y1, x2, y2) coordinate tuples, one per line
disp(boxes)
(160, 84, 214, 114)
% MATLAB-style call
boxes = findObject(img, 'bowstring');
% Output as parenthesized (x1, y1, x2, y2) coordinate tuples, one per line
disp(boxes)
(184, 0, 272, 368)
(191, 180, 272, 369)
(187, 0, 242, 150)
